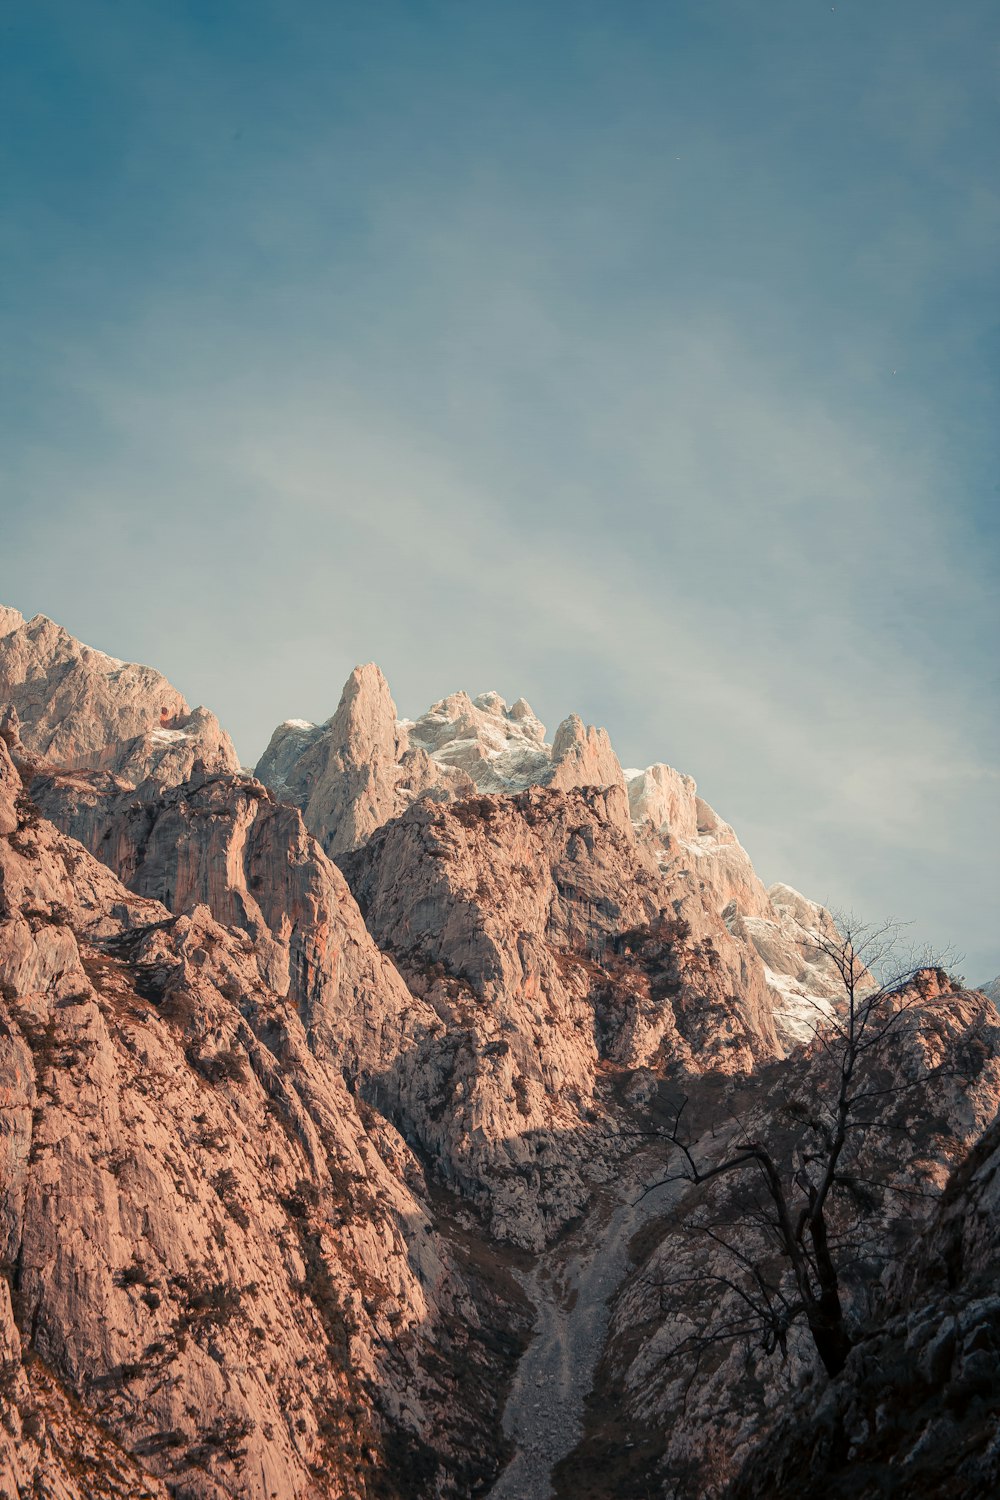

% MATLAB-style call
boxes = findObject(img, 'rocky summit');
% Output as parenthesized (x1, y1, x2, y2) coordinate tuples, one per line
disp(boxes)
(2, 606, 998, 1499)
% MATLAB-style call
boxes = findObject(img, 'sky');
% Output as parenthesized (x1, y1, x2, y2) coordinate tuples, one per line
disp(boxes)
(1, 1, 998, 979)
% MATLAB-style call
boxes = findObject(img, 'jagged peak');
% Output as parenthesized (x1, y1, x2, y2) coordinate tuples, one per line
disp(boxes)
(345, 660, 391, 693)
(472, 690, 508, 715)
(325, 662, 400, 743)
(551, 713, 586, 752)
(0, 608, 240, 780)
(0, 603, 24, 638)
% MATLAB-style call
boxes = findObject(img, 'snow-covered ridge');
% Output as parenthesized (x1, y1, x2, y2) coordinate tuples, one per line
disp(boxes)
(406, 689, 552, 793)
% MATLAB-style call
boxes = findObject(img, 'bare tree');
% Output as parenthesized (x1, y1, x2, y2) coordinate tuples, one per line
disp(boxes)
(649, 918, 978, 1378)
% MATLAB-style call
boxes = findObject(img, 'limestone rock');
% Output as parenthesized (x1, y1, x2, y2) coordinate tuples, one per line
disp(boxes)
(7, 607, 992, 1500)
(625, 766, 844, 1045)
(0, 608, 240, 783)
(35, 758, 785, 1254)
(556, 977, 1000, 1500)
(0, 605, 24, 641)
(256, 671, 626, 856)
(0, 746, 524, 1499)
(342, 782, 781, 1246)
(546, 714, 625, 793)
(729, 1108, 1000, 1499)
(30, 766, 439, 1088)
(256, 665, 472, 857)
(626, 762, 700, 842)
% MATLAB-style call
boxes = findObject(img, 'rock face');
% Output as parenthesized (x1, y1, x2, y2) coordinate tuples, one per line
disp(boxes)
(728, 1107, 1000, 1499)
(0, 609, 239, 783)
(32, 762, 782, 1250)
(0, 606, 834, 1054)
(0, 740, 525, 1499)
(627, 764, 845, 1046)
(256, 673, 626, 857)
(553, 976, 1000, 1500)
(256, 665, 473, 859)
(255, 666, 838, 1050)
(3, 604, 997, 1500)
(342, 782, 782, 1245)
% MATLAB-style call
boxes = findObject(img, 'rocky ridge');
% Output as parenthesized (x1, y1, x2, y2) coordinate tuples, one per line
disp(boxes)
(2, 604, 998, 1500)
(0, 609, 239, 785)
(257, 665, 845, 1047)
(0, 732, 524, 1498)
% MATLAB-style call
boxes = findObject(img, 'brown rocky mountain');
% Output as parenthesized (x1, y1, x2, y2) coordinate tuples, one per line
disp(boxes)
(256, 664, 847, 1050)
(0, 609, 239, 785)
(2, 606, 998, 1499)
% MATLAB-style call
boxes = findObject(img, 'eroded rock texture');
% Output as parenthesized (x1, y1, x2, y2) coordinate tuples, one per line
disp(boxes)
(257, 665, 846, 1045)
(553, 974, 1000, 1499)
(0, 739, 525, 1499)
(0, 610, 239, 783)
(728, 1108, 1000, 1499)
(3, 604, 998, 1500)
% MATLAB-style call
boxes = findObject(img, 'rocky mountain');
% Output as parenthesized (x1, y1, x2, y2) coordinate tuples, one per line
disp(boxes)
(554, 972, 1000, 1498)
(0, 609, 239, 785)
(254, 670, 624, 860)
(0, 729, 526, 1499)
(728, 1108, 1000, 1498)
(2, 604, 997, 1500)
(256, 665, 845, 1048)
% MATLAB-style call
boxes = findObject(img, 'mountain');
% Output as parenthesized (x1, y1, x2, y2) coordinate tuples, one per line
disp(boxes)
(1, 605, 997, 1500)
(0, 609, 239, 784)
(256, 664, 845, 1048)
(728, 1110, 1000, 1498)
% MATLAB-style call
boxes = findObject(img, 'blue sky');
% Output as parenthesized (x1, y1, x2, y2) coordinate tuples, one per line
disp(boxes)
(2, 1, 998, 978)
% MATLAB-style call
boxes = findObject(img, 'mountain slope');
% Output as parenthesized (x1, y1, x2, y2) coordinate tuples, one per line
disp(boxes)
(0, 609, 238, 783)
(728, 1108, 1000, 1499)
(2, 604, 996, 1500)
(0, 736, 525, 1499)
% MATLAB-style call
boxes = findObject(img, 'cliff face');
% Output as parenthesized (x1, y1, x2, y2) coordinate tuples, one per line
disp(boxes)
(0, 611, 239, 783)
(0, 739, 525, 1500)
(255, 673, 625, 859)
(553, 975, 1000, 1500)
(3, 604, 996, 1500)
(32, 762, 781, 1250)
(728, 1105, 1000, 1500)
(30, 766, 434, 1088)
(257, 667, 843, 1049)
(342, 782, 782, 1245)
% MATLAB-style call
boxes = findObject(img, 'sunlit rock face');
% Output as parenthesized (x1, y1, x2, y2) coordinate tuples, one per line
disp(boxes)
(255, 664, 846, 1048)
(0, 609, 239, 783)
(33, 755, 783, 1251)
(256, 669, 626, 857)
(341, 780, 784, 1246)
(4, 602, 996, 1500)
(255, 663, 474, 858)
(0, 739, 522, 1500)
